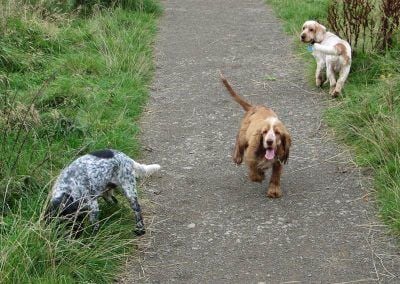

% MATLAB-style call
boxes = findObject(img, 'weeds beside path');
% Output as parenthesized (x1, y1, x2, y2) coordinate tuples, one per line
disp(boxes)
(0, 1, 160, 282)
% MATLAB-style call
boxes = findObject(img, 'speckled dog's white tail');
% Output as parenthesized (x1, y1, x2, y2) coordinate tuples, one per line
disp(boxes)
(132, 161, 161, 177)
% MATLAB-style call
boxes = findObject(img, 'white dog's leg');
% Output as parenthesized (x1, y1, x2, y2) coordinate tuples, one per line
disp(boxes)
(326, 62, 337, 96)
(315, 57, 325, 87)
(332, 65, 350, 97)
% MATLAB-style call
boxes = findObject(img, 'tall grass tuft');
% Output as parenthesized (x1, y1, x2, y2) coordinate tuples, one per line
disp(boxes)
(325, 67, 400, 233)
(1, 185, 135, 283)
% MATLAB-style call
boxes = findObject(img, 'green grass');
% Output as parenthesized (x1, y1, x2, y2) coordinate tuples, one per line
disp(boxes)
(267, 0, 400, 234)
(1, 189, 136, 283)
(267, 0, 328, 34)
(0, 0, 160, 282)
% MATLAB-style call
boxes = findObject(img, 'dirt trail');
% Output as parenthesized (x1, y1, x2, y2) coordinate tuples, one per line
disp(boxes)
(122, 0, 400, 282)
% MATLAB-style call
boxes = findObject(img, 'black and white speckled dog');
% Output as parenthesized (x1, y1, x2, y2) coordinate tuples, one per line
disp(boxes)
(47, 149, 160, 235)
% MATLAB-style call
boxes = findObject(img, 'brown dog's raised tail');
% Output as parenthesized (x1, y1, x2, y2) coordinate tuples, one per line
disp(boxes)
(220, 72, 252, 111)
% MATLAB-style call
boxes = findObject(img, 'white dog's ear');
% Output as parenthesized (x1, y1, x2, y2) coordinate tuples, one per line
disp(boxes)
(315, 23, 326, 43)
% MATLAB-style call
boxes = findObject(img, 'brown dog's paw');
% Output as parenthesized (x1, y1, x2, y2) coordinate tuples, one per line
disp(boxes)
(267, 185, 282, 198)
(249, 171, 264, 183)
(233, 155, 242, 165)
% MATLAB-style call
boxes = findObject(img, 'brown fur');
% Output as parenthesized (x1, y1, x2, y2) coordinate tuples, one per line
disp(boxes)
(220, 73, 291, 198)
(334, 43, 350, 65)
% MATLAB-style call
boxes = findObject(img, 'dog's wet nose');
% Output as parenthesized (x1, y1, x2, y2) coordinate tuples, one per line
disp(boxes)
(301, 34, 306, 40)
(266, 139, 274, 146)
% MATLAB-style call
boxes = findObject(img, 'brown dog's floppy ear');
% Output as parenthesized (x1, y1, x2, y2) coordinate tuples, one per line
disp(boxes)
(315, 22, 326, 43)
(247, 129, 265, 158)
(279, 128, 292, 164)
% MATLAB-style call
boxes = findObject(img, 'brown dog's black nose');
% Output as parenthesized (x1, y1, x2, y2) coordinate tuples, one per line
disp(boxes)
(267, 139, 273, 146)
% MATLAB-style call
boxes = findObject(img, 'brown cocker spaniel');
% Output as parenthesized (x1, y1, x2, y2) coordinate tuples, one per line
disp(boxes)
(220, 73, 291, 198)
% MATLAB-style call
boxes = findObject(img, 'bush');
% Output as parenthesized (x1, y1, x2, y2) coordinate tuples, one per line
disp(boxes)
(379, 0, 400, 50)
(328, 0, 400, 52)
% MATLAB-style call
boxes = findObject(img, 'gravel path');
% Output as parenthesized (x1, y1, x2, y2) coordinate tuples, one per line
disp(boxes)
(122, 0, 400, 282)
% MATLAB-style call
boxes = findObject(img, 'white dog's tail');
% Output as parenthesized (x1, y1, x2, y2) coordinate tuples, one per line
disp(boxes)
(313, 43, 339, 55)
(132, 161, 161, 177)
(313, 43, 350, 65)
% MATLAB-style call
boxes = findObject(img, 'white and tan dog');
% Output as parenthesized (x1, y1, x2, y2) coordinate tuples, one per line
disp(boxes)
(300, 20, 351, 97)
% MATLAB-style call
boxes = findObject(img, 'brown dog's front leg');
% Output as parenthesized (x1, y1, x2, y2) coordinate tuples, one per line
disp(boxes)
(267, 162, 282, 198)
(247, 157, 265, 182)
(233, 133, 245, 164)
(248, 165, 265, 182)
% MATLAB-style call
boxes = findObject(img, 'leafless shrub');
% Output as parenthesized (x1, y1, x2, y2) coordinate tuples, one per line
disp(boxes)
(379, 0, 400, 50)
(328, 0, 375, 52)
(328, 0, 400, 53)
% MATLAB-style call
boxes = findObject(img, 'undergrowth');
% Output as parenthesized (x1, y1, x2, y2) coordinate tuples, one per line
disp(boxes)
(267, 0, 400, 234)
(0, 0, 160, 282)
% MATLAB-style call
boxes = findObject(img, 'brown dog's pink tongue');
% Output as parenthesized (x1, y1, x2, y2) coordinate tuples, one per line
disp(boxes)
(265, 149, 275, 160)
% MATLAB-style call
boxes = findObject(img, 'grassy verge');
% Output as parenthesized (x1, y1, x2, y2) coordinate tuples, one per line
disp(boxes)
(267, 0, 400, 234)
(0, 0, 160, 282)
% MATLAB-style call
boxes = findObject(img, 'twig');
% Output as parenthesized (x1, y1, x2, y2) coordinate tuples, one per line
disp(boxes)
(333, 279, 376, 284)
(10, 73, 56, 173)
(375, 252, 396, 279)
(146, 262, 188, 268)
(287, 151, 349, 174)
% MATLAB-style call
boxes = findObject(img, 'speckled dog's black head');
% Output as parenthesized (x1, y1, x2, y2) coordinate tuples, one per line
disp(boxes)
(46, 192, 80, 217)
(89, 149, 114, 159)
